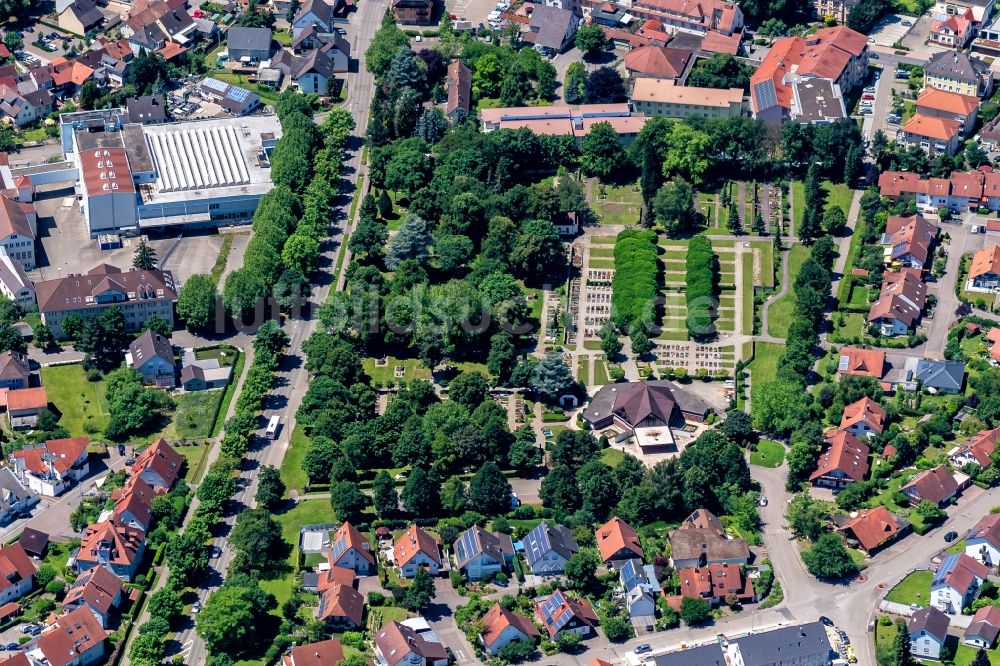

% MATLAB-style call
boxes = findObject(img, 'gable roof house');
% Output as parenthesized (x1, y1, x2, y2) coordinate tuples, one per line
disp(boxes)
(0, 243, 37, 311)
(132, 437, 182, 491)
(0, 543, 34, 607)
(836, 347, 886, 379)
(328, 521, 375, 575)
(932, 552, 989, 613)
(109, 476, 157, 532)
(901, 464, 961, 506)
(809, 430, 870, 488)
(931, 8, 976, 48)
(522, 521, 579, 576)
(0, 84, 52, 127)
(840, 506, 905, 554)
(394, 525, 441, 578)
(534, 589, 598, 638)
(678, 562, 755, 606)
(125, 330, 175, 388)
(453, 525, 513, 581)
(623, 45, 692, 80)
(479, 603, 540, 655)
(125, 95, 166, 124)
(882, 214, 937, 268)
(914, 86, 980, 137)
(868, 268, 928, 337)
(596, 517, 643, 564)
(905, 358, 966, 394)
(271, 38, 349, 95)
(292, 0, 350, 36)
(9, 437, 89, 498)
(668, 509, 749, 569)
(969, 244, 1000, 291)
(523, 5, 578, 55)
(840, 396, 888, 439)
(74, 521, 146, 581)
(374, 620, 448, 666)
(951, 428, 1000, 471)
(25, 606, 108, 666)
(445, 59, 471, 123)
(58, 0, 104, 36)
(5, 387, 47, 430)
(317, 578, 364, 628)
(282, 638, 345, 666)
(0, 469, 37, 527)
(227, 26, 272, 62)
(966, 605, 1000, 648)
(909, 606, 950, 660)
(122, 0, 197, 56)
(61, 564, 123, 628)
(902, 112, 964, 155)
(0, 352, 29, 390)
(966, 513, 1000, 566)
(619, 558, 660, 627)
(15, 528, 47, 559)
(390, 0, 434, 24)
(0, 196, 37, 272)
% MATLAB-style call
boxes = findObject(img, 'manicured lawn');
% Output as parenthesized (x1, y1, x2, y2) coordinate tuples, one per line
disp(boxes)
(261, 499, 342, 606)
(170, 390, 225, 440)
(767, 244, 811, 339)
(591, 181, 643, 226)
(195, 346, 239, 366)
(750, 440, 785, 468)
(39, 364, 109, 437)
(792, 181, 804, 231)
(831, 312, 866, 342)
(592, 236, 616, 244)
(885, 570, 933, 606)
(213, 350, 245, 436)
(175, 442, 210, 482)
(279, 425, 311, 494)
(742, 253, 754, 335)
(823, 181, 854, 217)
(748, 342, 784, 407)
(578, 356, 591, 385)
(594, 359, 612, 385)
(601, 447, 626, 467)
(363, 356, 432, 385)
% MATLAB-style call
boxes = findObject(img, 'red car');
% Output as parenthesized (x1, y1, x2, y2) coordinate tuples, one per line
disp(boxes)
(450, 12, 458, 19)
(861, 93, 874, 100)
(193, 9, 205, 17)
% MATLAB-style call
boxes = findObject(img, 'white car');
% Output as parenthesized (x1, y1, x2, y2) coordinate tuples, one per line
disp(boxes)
(860, 100, 873, 107)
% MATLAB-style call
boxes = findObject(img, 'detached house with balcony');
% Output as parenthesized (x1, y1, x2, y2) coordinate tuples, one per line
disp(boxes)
(74, 521, 146, 581)
(902, 465, 961, 506)
(868, 268, 928, 337)
(374, 620, 448, 666)
(479, 603, 540, 656)
(882, 215, 937, 269)
(951, 428, 1000, 471)
(0, 544, 34, 606)
(924, 50, 993, 97)
(619, 559, 660, 627)
(909, 607, 950, 661)
(534, 589, 598, 639)
(840, 397, 888, 439)
(328, 521, 375, 575)
(969, 245, 1000, 292)
(914, 87, 980, 138)
(10, 437, 89, 498)
(966, 513, 1000, 566)
(809, 430, 870, 489)
(132, 437, 182, 491)
(522, 522, 579, 576)
(932, 553, 988, 613)
(394, 525, 441, 578)
(900, 113, 963, 155)
(61, 564, 123, 629)
(596, 517, 643, 565)
(453, 525, 513, 581)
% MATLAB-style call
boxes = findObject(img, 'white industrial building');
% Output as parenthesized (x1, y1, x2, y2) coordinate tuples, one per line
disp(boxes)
(26, 109, 283, 237)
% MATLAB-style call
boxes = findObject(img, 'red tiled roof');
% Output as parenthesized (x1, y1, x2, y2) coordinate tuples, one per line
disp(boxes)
(939, 553, 988, 595)
(971, 245, 1000, 279)
(62, 565, 123, 615)
(904, 114, 961, 142)
(902, 465, 959, 504)
(76, 521, 144, 569)
(885, 214, 937, 266)
(331, 521, 375, 567)
(79, 146, 134, 197)
(281, 639, 345, 666)
(809, 430, 870, 483)
(6, 387, 47, 412)
(0, 544, 34, 595)
(623, 45, 691, 77)
(132, 437, 182, 489)
(843, 506, 900, 552)
(595, 517, 643, 562)
(533, 591, 597, 638)
(394, 525, 440, 568)
(481, 603, 540, 646)
(837, 347, 886, 378)
(840, 397, 888, 434)
(36, 607, 107, 666)
(952, 428, 1000, 467)
(317, 581, 364, 626)
(868, 268, 927, 327)
(916, 87, 980, 116)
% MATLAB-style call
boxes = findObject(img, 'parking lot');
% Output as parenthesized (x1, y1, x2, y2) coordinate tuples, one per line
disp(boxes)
(867, 13, 917, 48)
(445, 0, 502, 28)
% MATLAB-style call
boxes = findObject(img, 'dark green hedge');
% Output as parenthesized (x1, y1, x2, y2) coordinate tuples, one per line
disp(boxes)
(612, 230, 659, 330)
(685, 236, 718, 338)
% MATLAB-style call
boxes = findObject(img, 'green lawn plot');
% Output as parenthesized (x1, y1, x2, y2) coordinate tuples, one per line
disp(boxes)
(791, 181, 805, 231)
(363, 357, 432, 385)
(823, 182, 855, 216)
(589, 259, 616, 269)
(206, 69, 278, 105)
(831, 312, 867, 342)
(697, 192, 717, 228)
(279, 425, 311, 494)
(766, 244, 811, 339)
(885, 570, 933, 606)
(589, 247, 615, 258)
(262, 499, 344, 606)
(748, 342, 784, 406)
(583, 340, 604, 351)
(590, 181, 643, 226)
(841, 279, 873, 309)
(742, 253, 755, 335)
(750, 241, 775, 288)
(167, 390, 225, 441)
(195, 346, 239, 366)
(175, 442, 210, 482)
(601, 447, 626, 467)
(594, 357, 612, 385)
(578, 356, 591, 384)
(39, 364, 110, 437)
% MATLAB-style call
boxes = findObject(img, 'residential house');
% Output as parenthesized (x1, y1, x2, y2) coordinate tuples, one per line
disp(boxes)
(35, 264, 177, 340)
(990, 327, 1000, 363)
(74, 521, 146, 581)
(836, 347, 886, 379)
(966, 605, 1000, 647)
(868, 268, 928, 337)
(808, 430, 870, 489)
(906, 358, 966, 394)
(629, 78, 743, 119)
(6, 387, 47, 430)
(197, 77, 261, 115)
(915, 87, 980, 137)
(951, 428, 1000, 471)
(931, 9, 976, 47)
(966, 513, 1000, 565)
(123, 0, 197, 56)
(328, 521, 376, 575)
(125, 330, 175, 388)
(479, 104, 648, 144)
(16, 528, 48, 559)
(668, 509, 749, 569)
(522, 521, 579, 576)
(180, 364, 233, 391)
(390, 0, 434, 24)
(394, 525, 441, 577)
(0, 247, 36, 310)
(924, 50, 993, 97)
(840, 506, 904, 554)
(0, 85, 53, 127)
(445, 60, 471, 123)
(619, 559, 660, 627)
(0, 544, 34, 606)
(453, 525, 513, 581)
(969, 244, 1000, 291)
(534, 589, 598, 638)
(74, 38, 134, 88)
(282, 638, 345, 666)
(726, 622, 833, 665)
(0, 469, 37, 526)
(523, 5, 578, 55)
(788, 77, 848, 123)
(0, 352, 29, 390)
(678, 563, 755, 606)
(655, 644, 728, 665)
(0, 195, 36, 272)
(479, 603, 540, 656)
(623, 46, 692, 80)
(10, 437, 89, 497)
(595, 516, 643, 565)
(292, 0, 346, 36)
(25, 606, 107, 666)
(227, 27, 272, 62)
(132, 437, 183, 491)
(840, 396, 888, 439)
(317, 579, 364, 628)
(374, 620, 448, 666)
(61, 565, 123, 629)
(48, 57, 95, 98)
(932, 553, 988, 613)
(579, 0, 743, 41)
(900, 113, 963, 155)
(882, 214, 937, 268)
(272, 38, 349, 95)
(750, 27, 869, 123)
(109, 477, 157, 532)
(902, 465, 961, 506)
(125, 95, 166, 124)
(814, 0, 859, 23)
(58, 0, 104, 35)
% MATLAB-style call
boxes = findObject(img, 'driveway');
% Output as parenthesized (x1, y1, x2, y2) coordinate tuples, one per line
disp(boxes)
(923, 217, 989, 356)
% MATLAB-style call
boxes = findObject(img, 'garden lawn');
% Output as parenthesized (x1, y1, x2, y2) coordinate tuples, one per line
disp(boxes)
(831, 312, 866, 341)
(279, 425, 311, 494)
(261, 499, 340, 606)
(170, 390, 225, 440)
(176, 443, 210, 482)
(601, 447, 626, 467)
(823, 182, 854, 217)
(591, 181, 643, 226)
(39, 364, 109, 437)
(885, 570, 933, 606)
(792, 181, 804, 231)
(750, 440, 785, 468)
(742, 253, 754, 335)
(362, 357, 432, 385)
(767, 244, 811, 339)
(748, 342, 784, 406)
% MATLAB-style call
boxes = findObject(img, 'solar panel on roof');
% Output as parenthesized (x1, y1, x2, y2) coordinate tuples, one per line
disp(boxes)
(753, 80, 777, 112)
(202, 77, 228, 93)
(838, 355, 849, 371)
(226, 86, 252, 103)
(330, 534, 348, 560)
(552, 607, 574, 631)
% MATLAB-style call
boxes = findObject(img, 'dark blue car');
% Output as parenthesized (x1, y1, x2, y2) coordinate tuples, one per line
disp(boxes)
(5, 643, 19, 651)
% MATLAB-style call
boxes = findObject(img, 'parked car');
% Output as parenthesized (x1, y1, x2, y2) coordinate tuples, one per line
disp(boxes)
(839, 631, 850, 645)
(862, 93, 875, 100)
(901, 19, 912, 25)
(860, 108, 873, 115)
(20, 625, 38, 635)
(819, 616, 834, 626)
(193, 600, 202, 613)
(118, 444, 126, 456)
(860, 100, 873, 107)
(870, 52, 879, 59)
(758, 495, 768, 507)
(4, 644, 17, 651)
(635, 645, 652, 654)
(944, 530, 959, 542)
(211, 546, 222, 558)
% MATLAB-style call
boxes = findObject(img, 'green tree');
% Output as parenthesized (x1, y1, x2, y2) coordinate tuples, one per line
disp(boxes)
(564, 548, 600, 590)
(893, 618, 917, 666)
(229, 508, 286, 576)
(786, 494, 826, 541)
(687, 54, 754, 92)
(196, 584, 272, 656)
(401, 467, 440, 515)
(448, 372, 489, 410)
(373, 470, 398, 518)
(78, 80, 100, 110)
(576, 460, 619, 521)
(531, 351, 574, 401)
(726, 205, 742, 234)
(256, 465, 285, 511)
(599, 320, 622, 358)
(679, 596, 712, 625)
(488, 331, 518, 382)
(581, 121, 629, 179)
(801, 531, 857, 580)
(972, 648, 990, 666)
(365, 12, 409, 79)
(508, 425, 541, 471)
(31, 323, 56, 350)
(281, 233, 321, 274)
(176, 274, 219, 331)
(630, 327, 653, 358)
(402, 567, 436, 610)
(651, 180, 697, 236)
(564, 62, 587, 105)
(148, 586, 184, 625)
(386, 214, 432, 269)
(440, 475, 468, 515)
(330, 481, 367, 523)
(602, 616, 631, 642)
(575, 23, 608, 57)
(469, 461, 512, 516)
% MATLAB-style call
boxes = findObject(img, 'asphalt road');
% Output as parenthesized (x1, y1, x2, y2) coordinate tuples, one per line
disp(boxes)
(164, 1, 384, 663)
